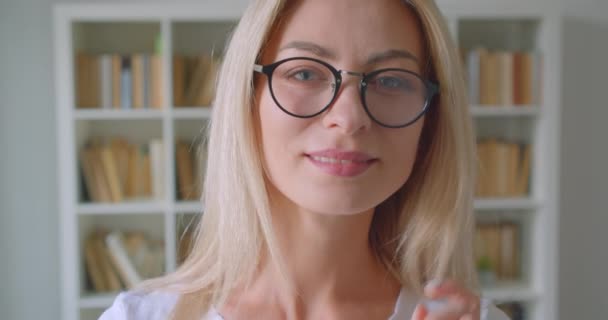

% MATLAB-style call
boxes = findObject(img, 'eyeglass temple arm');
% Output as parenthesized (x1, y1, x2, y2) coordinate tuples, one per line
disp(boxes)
(253, 64, 264, 73)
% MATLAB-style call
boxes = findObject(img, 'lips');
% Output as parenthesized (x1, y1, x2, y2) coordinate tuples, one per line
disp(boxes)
(305, 149, 377, 177)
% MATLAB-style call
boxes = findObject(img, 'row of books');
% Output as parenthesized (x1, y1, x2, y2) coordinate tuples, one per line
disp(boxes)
(75, 53, 164, 109)
(172, 54, 221, 107)
(80, 138, 165, 203)
(79, 137, 208, 203)
(84, 229, 164, 292)
(476, 140, 531, 198)
(475, 221, 521, 282)
(465, 48, 542, 106)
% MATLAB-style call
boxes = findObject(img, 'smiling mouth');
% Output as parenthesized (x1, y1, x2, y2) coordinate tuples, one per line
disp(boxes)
(308, 155, 372, 164)
(305, 153, 378, 177)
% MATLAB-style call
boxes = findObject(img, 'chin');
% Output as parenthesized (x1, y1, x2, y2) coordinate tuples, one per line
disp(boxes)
(293, 191, 380, 216)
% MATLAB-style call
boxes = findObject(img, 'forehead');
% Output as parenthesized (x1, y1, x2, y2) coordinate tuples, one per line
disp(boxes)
(262, 0, 425, 66)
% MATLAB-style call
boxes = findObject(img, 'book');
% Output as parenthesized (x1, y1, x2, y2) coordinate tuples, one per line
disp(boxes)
(150, 54, 163, 109)
(142, 54, 151, 108)
(476, 140, 532, 197)
(84, 232, 108, 291)
(173, 55, 185, 107)
(197, 56, 220, 107)
(479, 49, 498, 105)
(464, 48, 542, 107)
(120, 56, 132, 109)
(149, 139, 165, 200)
(497, 51, 514, 106)
(516, 143, 532, 195)
(105, 231, 142, 289)
(100, 144, 124, 202)
(79, 146, 101, 202)
(131, 54, 145, 109)
(184, 55, 210, 106)
(99, 54, 113, 109)
(475, 222, 521, 280)
(112, 54, 122, 109)
(75, 53, 99, 108)
(96, 230, 124, 291)
(89, 143, 113, 202)
(467, 48, 481, 105)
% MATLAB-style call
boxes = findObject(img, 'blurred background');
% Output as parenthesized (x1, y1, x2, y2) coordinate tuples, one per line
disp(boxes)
(0, 0, 606, 319)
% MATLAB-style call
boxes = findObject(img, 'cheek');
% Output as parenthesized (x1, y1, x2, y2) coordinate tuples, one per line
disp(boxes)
(381, 122, 425, 186)
(257, 89, 306, 181)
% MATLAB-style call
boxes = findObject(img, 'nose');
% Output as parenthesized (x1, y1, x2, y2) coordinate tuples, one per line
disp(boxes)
(321, 73, 372, 135)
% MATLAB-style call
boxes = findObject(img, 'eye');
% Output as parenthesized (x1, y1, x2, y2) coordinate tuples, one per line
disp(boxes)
(287, 68, 325, 81)
(377, 76, 412, 90)
(368, 71, 423, 95)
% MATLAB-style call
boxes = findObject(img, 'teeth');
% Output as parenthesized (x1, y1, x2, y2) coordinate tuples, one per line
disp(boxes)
(311, 156, 364, 164)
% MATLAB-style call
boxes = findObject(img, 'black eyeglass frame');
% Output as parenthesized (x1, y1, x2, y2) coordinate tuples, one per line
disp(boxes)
(253, 57, 440, 129)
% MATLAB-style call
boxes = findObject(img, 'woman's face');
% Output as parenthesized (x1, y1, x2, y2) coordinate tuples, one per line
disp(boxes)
(256, 0, 427, 215)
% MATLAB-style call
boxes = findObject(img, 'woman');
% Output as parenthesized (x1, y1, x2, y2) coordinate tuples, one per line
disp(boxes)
(101, 0, 509, 319)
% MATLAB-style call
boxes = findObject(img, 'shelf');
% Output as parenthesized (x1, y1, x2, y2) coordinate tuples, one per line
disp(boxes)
(74, 109, 165, 120)
(79, 293, 118, 309)
(172, 107, 212, 119)
(482, 282, 538, 302)
(77, 201, 165, 215)
(474, 198, 539, 211)
(470, 106, 540, 117)
(56, 4, 559, 320)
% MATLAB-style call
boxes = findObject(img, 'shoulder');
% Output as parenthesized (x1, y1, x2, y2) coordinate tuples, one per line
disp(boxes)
(99, 290, 180, 320)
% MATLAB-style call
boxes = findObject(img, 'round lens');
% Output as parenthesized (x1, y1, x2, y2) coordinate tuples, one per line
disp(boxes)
(270, 59, 336, 117)
(364, 70, 428, 127)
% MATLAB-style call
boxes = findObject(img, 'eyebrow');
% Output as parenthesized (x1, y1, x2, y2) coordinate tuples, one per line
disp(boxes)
(279, 41, 420, 65)
(367, 49, 420, 65)
(279, 41, 337, 59)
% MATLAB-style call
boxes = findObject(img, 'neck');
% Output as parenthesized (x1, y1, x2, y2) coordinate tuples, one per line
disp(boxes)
(244, 193, 401, 317)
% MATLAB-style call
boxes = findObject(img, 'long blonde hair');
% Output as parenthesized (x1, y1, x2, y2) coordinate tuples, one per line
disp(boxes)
(140, 0, 478, 318)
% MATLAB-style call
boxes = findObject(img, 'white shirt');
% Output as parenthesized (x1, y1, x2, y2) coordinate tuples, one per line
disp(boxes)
(99, 288, 510, 320)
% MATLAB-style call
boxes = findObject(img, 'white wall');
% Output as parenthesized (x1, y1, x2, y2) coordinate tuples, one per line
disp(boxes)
(563, 0, 608, 23)
(559, 11, 608, 320)
(0, 1, 247, 319)
(1, 0, 60, 318)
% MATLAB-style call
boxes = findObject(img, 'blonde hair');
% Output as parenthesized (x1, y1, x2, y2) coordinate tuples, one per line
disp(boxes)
(140, 0, 478, 318)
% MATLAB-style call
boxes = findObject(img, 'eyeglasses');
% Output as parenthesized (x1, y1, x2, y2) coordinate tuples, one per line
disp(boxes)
(253, 57, 439, 128)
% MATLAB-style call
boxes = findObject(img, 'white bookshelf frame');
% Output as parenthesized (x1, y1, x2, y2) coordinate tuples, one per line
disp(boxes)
(55, 2, 560, 320)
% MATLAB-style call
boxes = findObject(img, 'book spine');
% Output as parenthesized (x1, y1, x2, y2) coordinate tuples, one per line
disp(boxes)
(142, 54, 151, 109)
(467, 49, 480, 106)
(100, 54, 113, 109)
(149, 140, 165, 200)
(132, 54, 144, 109)
(105, 232, 142, 288)
(120, 56, 132, 109)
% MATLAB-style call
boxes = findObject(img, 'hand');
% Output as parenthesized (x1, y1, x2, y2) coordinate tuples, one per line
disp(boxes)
(411, 279, 481, 320)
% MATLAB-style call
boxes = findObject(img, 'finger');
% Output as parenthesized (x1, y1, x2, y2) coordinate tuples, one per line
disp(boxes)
(424, 279, 468, 298)
(426, 299, 469, 319)
(412, 304, 428, 320)
(424, 280, 479, 309)
(423, 279, 481, 319)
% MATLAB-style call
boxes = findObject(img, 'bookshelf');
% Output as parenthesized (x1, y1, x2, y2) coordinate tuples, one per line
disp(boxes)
(441, 1, 561, 320)
(54, 2, 560, 320)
